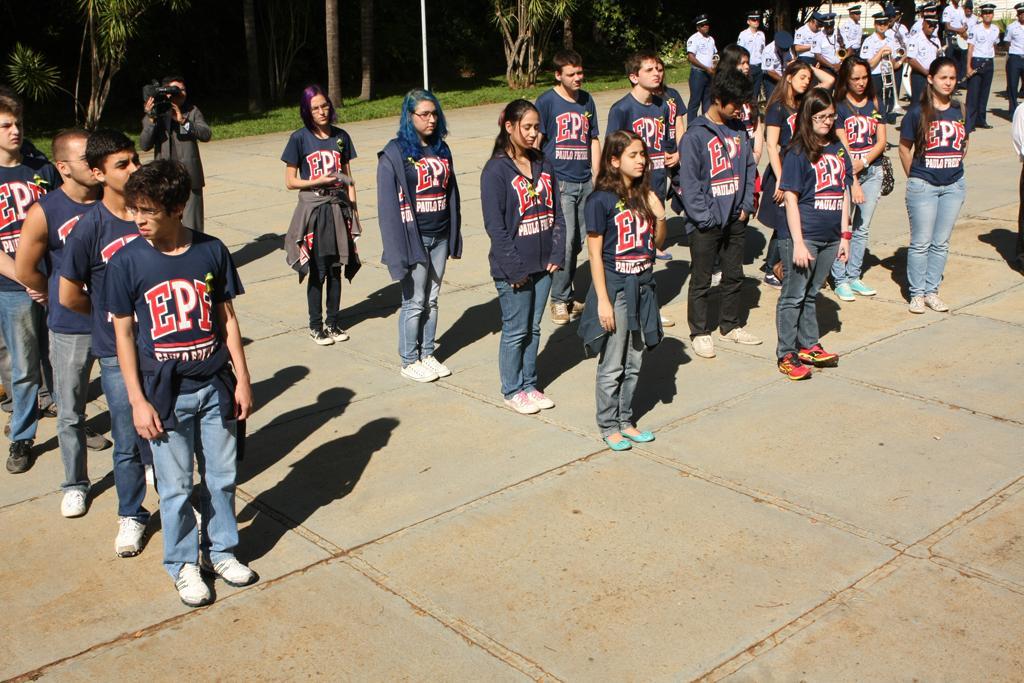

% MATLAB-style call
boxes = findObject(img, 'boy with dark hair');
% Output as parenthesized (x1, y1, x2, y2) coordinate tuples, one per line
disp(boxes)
(535, 49, 601, 325)
(0, 90, 60, 475)
(59, 130, 152, 544)
(107, 159, 256, 608)
(679, 69, 761, 360)
(15, 129, 112, 506)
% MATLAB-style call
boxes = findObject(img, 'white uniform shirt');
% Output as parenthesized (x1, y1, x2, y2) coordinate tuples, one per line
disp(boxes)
(761, 41, 791, 76)
(1012, 101, 1024, 160)
(884, 27, 905, 57)
(1006, 21, 1024, 55)
(737, 28, 766, 65)
(686, 32, 718, 69)
(942, 4, 967, 32)
(794, 23, 819, 56)
(968, 23, 1000, 59)
(907, 31, 942, 70)
(965, 14, 979, 32)
(860, 31, 890, 75)
(839, 17, 863, 49)
(910, 18, 923, 36)
(813, 30, 841, 65)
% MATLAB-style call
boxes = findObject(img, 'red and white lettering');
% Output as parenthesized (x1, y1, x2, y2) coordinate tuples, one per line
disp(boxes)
(925, 120, 966, 152)
(144, 278, 214, 340)
(100, 234, 140, 263)
(813, 154, 846, 192)
(511, 172, 554, 216)
(631, 117, 665, 152)
(305, 150, 344, 179)
(554, 112, 588, 143)
(708, 138, 729, 177)
(0, 181, 45, 231)
(614, 209, 651, 254)
(57, 216, 81, 243)
(415, 157, 450, 192)
(844, 115, 876, 147)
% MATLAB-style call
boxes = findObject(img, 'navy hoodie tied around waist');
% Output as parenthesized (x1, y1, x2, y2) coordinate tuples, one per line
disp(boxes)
(376, 139, 463, 282)
(678, 116, 757, 233)
(480, 154, 566, 283)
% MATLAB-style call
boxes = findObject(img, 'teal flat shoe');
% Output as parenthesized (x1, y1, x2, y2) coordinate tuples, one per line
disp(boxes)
(603, 436, 632, 451)
(622, 430, 655, 443)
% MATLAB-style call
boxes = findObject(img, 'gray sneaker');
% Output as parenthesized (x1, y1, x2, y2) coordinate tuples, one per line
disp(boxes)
(924, 293, 949, 312)
(85, 427, 112, 451)
(908, 296, 926, 314)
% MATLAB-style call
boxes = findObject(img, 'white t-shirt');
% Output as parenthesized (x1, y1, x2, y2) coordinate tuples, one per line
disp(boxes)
(942, 4, 967, 31)
(907, 32, 942, 71)
(840, 17, 863, 49)
(813, 30, 841, 65)
(686, 32, 718, 69)
(737, 28, 766, 65)
(1006, 21, 1024, 56)
(968, 23, 1000, 59)
(860, 31, 889, 75)
(794, 23, 819, 55)
(910, 18, 923, 36)
(761, 41, 790, 76)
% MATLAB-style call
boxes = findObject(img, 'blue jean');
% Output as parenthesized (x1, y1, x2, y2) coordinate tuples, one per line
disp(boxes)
(0, 290, 43, 442)
(550, 179, 592, 304)
(399, 233, 449, 365)
(832, 164, 882, 284)
(595, 291, 644, 437)
(905, 176, 966, 297)
(1007, 54, 1024, 115)
(149, 384, 239, 579)
(687, 68, 712, 124)
(99, 357, 148, 520)
(776, 238, 840, 359)
(51, 332, 93, 492)
(495, 272, 552, 399)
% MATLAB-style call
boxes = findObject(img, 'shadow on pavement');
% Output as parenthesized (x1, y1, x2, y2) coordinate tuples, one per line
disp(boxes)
(231, 233, 284, 268)
(879, 246, 911, 302)
(238, 416, 399, 561)
(434, 296, 501, 363)
(633, 336, 689, 424)
(978, 227, 1024, 272)
(338, 281, 402, 330)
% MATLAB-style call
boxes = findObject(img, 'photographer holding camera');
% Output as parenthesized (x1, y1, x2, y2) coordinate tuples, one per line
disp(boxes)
(140, 76, 211, 232)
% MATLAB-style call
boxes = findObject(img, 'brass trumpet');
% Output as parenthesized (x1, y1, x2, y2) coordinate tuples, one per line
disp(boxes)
(837, 47, 848, 59)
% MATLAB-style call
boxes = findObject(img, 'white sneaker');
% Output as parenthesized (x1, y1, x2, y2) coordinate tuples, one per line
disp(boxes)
(175, 563, 212, 607)
(710, 270, 723, 287)
(719, 327, 763, 345)
(525, 389, 555, 409)
(692, 334, 716, 358)
(924, 293, 949, 312)
(400, 360, 439, 383)
(144, 464, 155, 487)
(420, 355, 452, 378)
(200, 556, 258, 587)
(504, 391, 540, 415)
(61, 489, 87, 518)
(908, 296, 926, 314)
(115, 517, 146, 557)
(660, 314, 676, 327)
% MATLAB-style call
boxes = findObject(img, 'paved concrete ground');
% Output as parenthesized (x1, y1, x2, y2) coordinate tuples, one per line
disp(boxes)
(2, 66, 1022, 681)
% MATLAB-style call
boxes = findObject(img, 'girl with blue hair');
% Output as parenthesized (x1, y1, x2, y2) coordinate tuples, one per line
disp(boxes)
(376, 90, 462, 382)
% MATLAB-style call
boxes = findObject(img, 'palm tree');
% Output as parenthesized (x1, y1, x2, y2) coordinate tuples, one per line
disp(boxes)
(358, 0, 374, 101)
(243, 0, 263, 113)
(325, 0, 343, 106)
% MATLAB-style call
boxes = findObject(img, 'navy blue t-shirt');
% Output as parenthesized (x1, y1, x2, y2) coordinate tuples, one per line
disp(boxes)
(0, 159, 61, 291)
(607, 94, 672, 196)
(900, 104, 966, 186)
(402, 153, 452, 236)
(585, 190, 656, 275)
(660, 86, 683, 154)
(837, 99, 883, 167)
(105, 232, 242, 385)
(779, 141, 853, 241)
(61, 203, 141, 358)
(765, 102, 798, 149)
(38, 188, 95, 334)
(536, 88, 600, 183)
(281, 126, 357, 181)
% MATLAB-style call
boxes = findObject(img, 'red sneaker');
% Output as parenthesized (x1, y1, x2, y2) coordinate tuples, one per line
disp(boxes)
(798, 344, 839, 368)
(778, 353, 812, 380)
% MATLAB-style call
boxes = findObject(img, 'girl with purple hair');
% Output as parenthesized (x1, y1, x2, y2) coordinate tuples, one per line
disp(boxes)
(282, 85, 361, 346)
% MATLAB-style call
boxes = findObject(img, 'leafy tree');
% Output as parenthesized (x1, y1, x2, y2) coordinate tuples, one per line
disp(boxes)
(262, 0, 311, 103)
(493, 0, 578, 89)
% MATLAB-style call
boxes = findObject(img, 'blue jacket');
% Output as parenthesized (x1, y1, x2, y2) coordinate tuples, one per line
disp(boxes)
(480, 154, 565, 283)
(678, 117, 756, 233)
(375, 139, 463, 281)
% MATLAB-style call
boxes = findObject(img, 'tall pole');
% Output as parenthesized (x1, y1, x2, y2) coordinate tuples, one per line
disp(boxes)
(420, 0, 429, 90)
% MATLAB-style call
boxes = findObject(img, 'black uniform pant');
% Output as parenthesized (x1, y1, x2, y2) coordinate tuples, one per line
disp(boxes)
(687, 68, 712, 125)
(966, 57, 994, 132)
(910, 71, 928, 104)
(1007, 54, 1024, 115)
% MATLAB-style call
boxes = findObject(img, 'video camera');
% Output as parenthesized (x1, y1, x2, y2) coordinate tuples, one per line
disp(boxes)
(143, 81, 182, 118)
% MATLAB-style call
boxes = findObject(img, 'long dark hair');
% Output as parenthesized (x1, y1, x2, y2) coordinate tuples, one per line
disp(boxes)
(492, 99, 541, 160)
(595, 130, 656, 226)
(718, 43, 751, 76)
(835, 56, 877, 107)
(789, 87, 839, 163)
(915, 57, 962, 158)
(766, 60, 813, 113)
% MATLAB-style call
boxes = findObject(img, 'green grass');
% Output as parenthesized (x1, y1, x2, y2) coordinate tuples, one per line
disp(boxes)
(28, 65, 690, 158)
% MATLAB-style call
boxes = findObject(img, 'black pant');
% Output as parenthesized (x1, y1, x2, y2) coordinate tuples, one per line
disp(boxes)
(750, 64, 764, 103)
(307, 258, 341, 329)
(910, 71, 928, 104)
(1007, 54, 1024, 115)
(687, 69, 712, 125)
(687, 218, 747, 337)
(966, 58, 994, 132)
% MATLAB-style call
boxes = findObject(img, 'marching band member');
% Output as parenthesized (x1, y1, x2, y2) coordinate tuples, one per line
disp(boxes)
(861, 12, 898, 124)
(1005, 3, 1024, 116)
(761, 30, 795, 102)
(906, 11, 943, 102)
(888, 7, 911, 99)
(794, 12, 824, 64)
(898, 57, 967, 315)
(813, 13, 843, 74)
(942, 0, 969, 78)
(840, 5, 864, 53)
(910, 2, 938, 36)
(737, 10, 767, 103)
(686, 14, 718, 124)
(965, 3, 999, 131)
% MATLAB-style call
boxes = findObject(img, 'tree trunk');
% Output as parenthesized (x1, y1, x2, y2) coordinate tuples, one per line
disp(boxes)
(773, 0, 791, 32)
(243, 0, 263, 114)
(325, 0, 343, 106)
(358, 0, 374, 100)
(563, 15, 573, 50)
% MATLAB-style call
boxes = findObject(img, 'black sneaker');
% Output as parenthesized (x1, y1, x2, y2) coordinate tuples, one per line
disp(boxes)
(326, 324, 350, 342)
(309, 326, 334, 346)
(7, 440, 32, 474)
